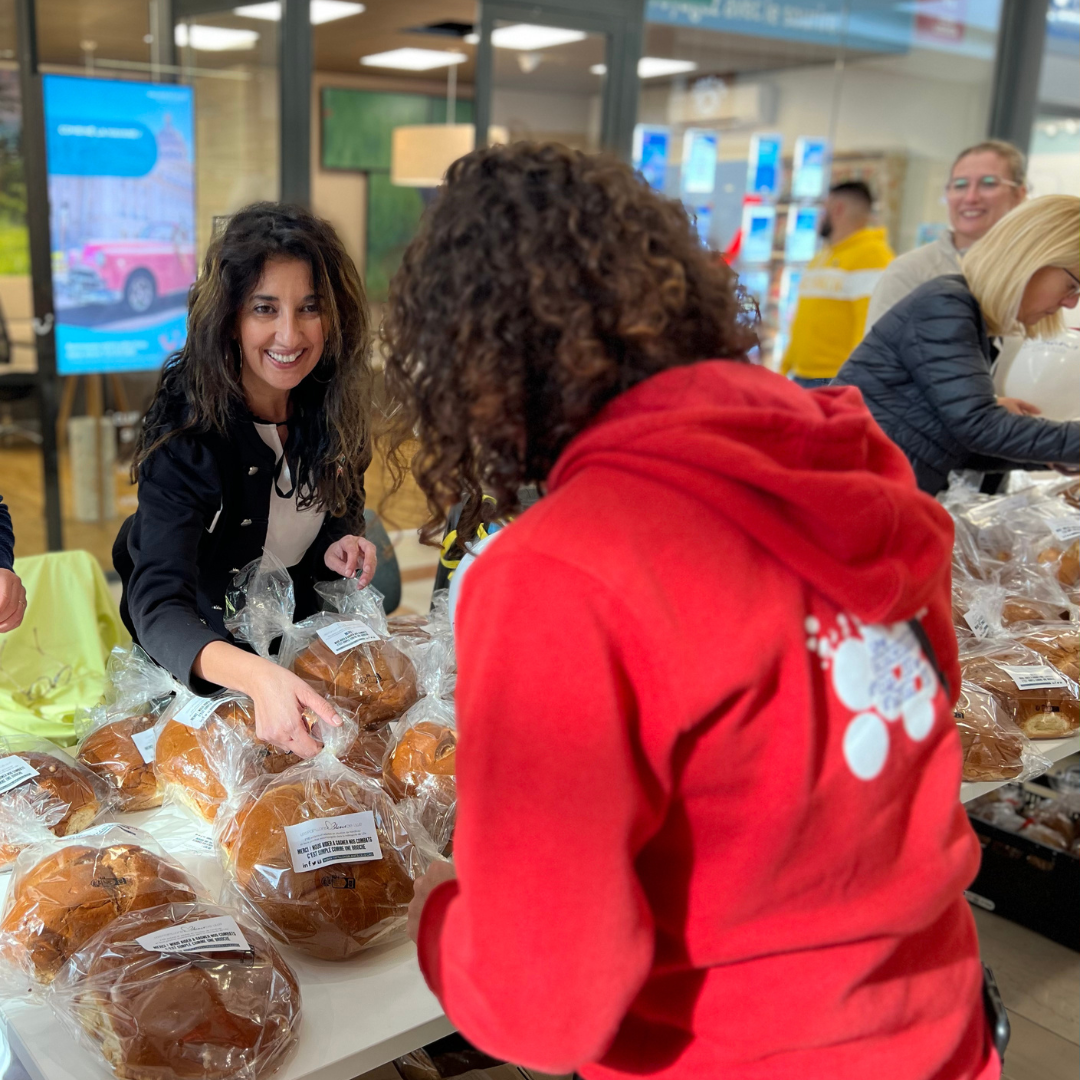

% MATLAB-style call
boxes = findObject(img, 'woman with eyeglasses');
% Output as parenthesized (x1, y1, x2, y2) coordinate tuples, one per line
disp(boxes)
(113, 204, 376, 756)
(835, 194, 1080, 495)
(865, 140, 1027, 331)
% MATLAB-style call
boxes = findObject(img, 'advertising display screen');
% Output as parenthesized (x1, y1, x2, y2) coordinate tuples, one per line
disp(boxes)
(739, 204, 776, 265)
(43, 75, 196, 376)
(785, 204, 820, 263)
(746, 133, 782, 198)
(633, 124, 671, 193)
(681, 129, 718, 195)
(792, 137, 829, 200)
(691, 204, 713, 246)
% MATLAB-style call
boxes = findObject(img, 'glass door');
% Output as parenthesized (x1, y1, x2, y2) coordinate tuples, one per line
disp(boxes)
(473, 0, 642, 159)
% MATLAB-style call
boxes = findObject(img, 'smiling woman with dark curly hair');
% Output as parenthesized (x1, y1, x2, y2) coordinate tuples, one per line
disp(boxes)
(395, 144, 998, 1080)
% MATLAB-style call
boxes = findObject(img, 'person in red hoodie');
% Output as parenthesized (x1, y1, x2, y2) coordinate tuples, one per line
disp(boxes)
(382, 142, 998, 1080)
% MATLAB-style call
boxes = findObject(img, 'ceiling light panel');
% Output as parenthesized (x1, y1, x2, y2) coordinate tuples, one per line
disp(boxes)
(637, 57, 698, 78)
(174, 24, 259, 50)
(491, 24, 587, 50)
(360, 48, 467, 70)
(234, 2, 365, 23)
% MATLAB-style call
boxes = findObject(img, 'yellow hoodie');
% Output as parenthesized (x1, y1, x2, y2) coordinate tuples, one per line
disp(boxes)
(781, 226, 894, 380)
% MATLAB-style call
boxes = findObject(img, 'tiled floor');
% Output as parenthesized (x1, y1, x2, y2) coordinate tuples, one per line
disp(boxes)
(972, 908, 1080, 1080)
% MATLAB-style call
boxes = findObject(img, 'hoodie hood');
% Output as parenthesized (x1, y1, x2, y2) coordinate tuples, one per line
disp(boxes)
(548, 361, 954, 628)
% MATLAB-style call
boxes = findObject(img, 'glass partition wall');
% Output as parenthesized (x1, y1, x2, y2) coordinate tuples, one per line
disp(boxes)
(634, 0, 1004, 367)
(0, 0, 280, 565)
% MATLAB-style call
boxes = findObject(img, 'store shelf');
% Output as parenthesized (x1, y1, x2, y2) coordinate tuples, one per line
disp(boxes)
(959, 734, 1079, 804)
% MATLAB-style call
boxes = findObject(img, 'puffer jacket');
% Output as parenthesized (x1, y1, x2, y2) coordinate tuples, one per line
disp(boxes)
(834, 275, 1079, 494)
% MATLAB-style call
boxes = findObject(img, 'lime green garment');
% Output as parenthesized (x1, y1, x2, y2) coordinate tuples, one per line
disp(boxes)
(0, 551, 130, 745)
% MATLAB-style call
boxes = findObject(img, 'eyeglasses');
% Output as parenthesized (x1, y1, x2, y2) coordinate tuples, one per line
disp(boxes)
(945, 175, 1020, 195)
(1065, 269, 1080, 299)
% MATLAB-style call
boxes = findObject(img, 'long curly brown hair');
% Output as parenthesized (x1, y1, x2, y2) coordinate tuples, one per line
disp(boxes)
(381, 142, 756, 544)
(133, 202, 372, 520)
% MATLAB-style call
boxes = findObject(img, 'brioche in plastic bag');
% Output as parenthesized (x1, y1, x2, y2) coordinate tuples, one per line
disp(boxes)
(0, 824, 205, 987)
(0, 739, 111, 865)
(959, 639, 1080, 740)
(153, 692, 268, 823)
(953, 682, 1050, 783)
(382, 696, 457, 854)
(49, 900, 300, 1080)
(228, 552, 418, 732)
(216, 751, 426, 960)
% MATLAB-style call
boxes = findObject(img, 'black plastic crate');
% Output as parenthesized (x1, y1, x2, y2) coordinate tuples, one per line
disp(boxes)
(966, 788, 1080, 952)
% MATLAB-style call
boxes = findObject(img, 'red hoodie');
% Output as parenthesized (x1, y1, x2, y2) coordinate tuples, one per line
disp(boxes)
(417, 361, 996, 1080)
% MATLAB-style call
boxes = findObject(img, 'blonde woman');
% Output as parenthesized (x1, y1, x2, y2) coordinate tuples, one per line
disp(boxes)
(834, 194, 1079, 494)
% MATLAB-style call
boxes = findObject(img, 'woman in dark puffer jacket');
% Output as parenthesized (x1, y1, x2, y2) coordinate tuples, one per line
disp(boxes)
(834, 195, 1079, 495)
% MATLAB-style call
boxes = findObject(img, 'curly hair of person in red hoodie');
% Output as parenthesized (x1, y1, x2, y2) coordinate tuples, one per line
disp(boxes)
(380, 141, 757, 544)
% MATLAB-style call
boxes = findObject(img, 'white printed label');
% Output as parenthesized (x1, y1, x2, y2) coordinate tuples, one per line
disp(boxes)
(284, 810, 383, 872)
(172, 697, 220, 730)
(130, 726, 158, 764)
(963, 606, 995, 640)
(0, 755, 39, 795)
(316, 621, 380, 655)
(999, 664, 1070, 691)
(191, 833, 216, 853)
(137, 915, 250, 955)
(1048, 516, 1080, 543)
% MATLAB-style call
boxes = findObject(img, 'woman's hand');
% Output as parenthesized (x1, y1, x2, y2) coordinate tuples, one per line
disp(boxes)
(248, 663, 342, 758)
(324, 535, 378, 587)
(997, 396, 1041, 416)
(194, 643, 341, 758)
(0, 569, 26, 633)
(407, 859, 458, 943)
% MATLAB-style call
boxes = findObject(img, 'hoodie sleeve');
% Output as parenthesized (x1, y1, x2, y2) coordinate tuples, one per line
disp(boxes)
(905, 291, 1080, 467)
(416, 549, 661, 1074)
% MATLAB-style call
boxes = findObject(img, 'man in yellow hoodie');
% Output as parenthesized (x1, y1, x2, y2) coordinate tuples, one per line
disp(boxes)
(781, 181, 894, 388)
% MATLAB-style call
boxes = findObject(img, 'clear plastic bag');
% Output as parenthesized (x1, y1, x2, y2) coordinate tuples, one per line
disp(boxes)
(0, 824, 207, 988)
(959, 638, 1080, 740)
(100, 644, 180, 716)
(216, 751, 426, 960)
(387, 590, 457, 701)
(283, 615, 418, 731)
(153, 692, 270, 824)
(382, 696, 457, 855)
(228, 552, 418, 732)
(49, 900, 301, 1080)
(74, 648, 181, 815)
(957, 488, 1080, 589)
(953, 681, 1050, 783)
(1011, 623, 1079, 682)
(951, 580, 1006, 641)
(0, 738, 112, 866)
(315, 575, 390, 637)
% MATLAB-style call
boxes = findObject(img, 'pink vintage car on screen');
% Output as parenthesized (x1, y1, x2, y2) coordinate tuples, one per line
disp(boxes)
(67, 222, 196, 315)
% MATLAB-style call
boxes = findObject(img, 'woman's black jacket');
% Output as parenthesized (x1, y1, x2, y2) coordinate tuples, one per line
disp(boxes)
(834, 275, 1079, 495)
(113, 406, 361, 694)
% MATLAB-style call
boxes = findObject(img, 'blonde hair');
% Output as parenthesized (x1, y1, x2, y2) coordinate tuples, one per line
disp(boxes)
(962, 194, 1080, 339)
(950, 139, 1027, 186)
